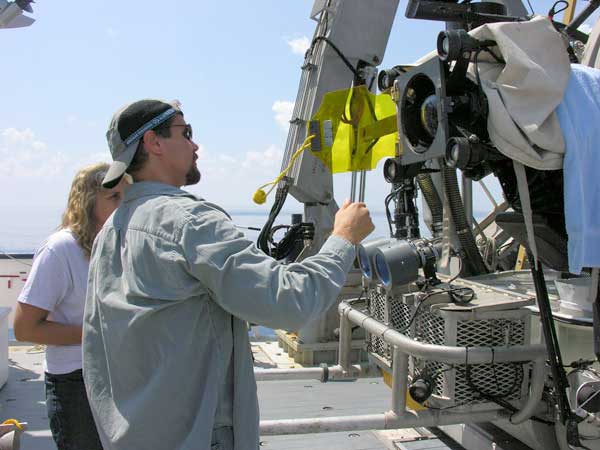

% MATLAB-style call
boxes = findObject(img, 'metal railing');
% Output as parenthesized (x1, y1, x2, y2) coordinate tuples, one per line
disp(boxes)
(255, 299, 548, 435)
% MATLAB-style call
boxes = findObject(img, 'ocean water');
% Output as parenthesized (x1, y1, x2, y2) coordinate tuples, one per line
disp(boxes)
(230, 210, 397, 243)
(0, 208, 495, 254)
(0, 210, 395, 253)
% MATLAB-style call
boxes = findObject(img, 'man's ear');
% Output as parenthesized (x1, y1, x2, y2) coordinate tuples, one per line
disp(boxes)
(142, 130, 164, 156)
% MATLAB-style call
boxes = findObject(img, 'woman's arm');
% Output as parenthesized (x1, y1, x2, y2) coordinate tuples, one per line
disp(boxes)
(13, 302, 82, 345)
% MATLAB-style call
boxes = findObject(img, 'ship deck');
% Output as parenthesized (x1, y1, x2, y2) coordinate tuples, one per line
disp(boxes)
(2, 338, 467, 450)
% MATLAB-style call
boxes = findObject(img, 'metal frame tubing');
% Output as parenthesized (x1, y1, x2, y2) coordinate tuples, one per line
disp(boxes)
(338, 301, 546, 364)
(338, 307, 353, 372)
(260, 408, 509, 435)
(338, 301, 548, 425)
(255, 300, 547, 436)
(254, 364, 372, 382)
(253, 305, 372, 382)
(391, 346, 409, 415)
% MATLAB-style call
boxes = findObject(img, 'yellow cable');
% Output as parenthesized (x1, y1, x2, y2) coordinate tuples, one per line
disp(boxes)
(252, 135, 315, 205)
(2, 419, 24, 430)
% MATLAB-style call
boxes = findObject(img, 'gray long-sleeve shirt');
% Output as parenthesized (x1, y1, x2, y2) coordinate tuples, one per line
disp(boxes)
(82, 181, 355, 450)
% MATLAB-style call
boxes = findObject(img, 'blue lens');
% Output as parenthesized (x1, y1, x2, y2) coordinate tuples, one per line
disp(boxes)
(358, 247, 372, 279)
(375, 253, 390, 286)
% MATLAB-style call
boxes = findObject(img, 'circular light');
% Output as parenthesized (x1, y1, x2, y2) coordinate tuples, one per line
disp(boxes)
(375, 253, 391, 286)
(383, 158, 401, 183)
(400, 74, 436, 152)
(378, 66, 405, 92)
(445, 137, 474, 169)
(358, 246, 372, 279)
(451, 143, 460, 162)
(437, 30, 467, 62)
(437, 32, 448, 60)
(379, 72, 390, 90)
(420, 95, 438, 138)
(409, 378, 434, 403)
(437, 31, 455, 61)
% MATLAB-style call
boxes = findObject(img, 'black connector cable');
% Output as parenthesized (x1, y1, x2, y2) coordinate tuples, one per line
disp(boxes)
(399, 286, 475, 335)
(462, 346, 554, 426)
(257, 183, 289, 256)
(549, 1, 569, 19)
(258, 35, 365, 256)
(310, 36, 359, 78)
(269, 222, 315, 261)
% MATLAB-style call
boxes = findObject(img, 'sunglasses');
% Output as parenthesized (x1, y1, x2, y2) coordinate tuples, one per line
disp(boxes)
(156, 123, 193, 141)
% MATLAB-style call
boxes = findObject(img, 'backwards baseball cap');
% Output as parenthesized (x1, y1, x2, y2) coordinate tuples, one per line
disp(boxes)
(102, 99, 182, 188)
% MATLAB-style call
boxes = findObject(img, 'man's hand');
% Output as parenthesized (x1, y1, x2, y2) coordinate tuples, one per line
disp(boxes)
(332, 199, 375, 245)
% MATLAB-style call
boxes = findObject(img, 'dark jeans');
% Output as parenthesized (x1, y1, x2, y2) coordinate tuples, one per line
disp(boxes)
(45, 369, 103, 450)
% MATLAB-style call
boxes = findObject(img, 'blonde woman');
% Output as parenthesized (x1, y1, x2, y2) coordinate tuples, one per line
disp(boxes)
(14, 163, 126, 450)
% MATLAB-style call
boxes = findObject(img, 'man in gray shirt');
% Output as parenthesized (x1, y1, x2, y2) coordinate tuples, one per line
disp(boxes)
(83, 99, 374, 450)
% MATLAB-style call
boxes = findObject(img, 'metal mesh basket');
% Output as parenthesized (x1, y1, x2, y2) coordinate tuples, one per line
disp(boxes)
(365, 283, 532, 410)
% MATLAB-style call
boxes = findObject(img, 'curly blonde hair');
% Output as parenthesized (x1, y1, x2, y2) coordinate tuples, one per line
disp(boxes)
(61, 162, 110, 257)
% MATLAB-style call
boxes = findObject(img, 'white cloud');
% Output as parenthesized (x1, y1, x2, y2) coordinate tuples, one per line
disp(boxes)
(187, 144, 287, 209)
(272, 100, 294, 130)
(242, 145, 283, 169)
(579, 23, 593, 35)
(0, 127, 113, 181)
(0, 128, 67, 178)
(196, 144, 282, 172)
(286, 36, 310, 55)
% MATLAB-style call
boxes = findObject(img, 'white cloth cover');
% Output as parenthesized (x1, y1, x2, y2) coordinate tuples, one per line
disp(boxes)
(469, 15, 571, 170)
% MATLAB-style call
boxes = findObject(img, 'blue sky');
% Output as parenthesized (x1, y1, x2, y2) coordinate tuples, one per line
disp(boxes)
(1, 0, 597, 250)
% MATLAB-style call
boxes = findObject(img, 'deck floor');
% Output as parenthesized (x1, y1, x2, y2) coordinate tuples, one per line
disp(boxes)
(2, 340, 458, 450)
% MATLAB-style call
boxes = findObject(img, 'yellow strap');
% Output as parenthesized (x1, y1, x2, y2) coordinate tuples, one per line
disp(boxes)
(515, 245, 527, 270)
(562, 0, 577, 25)
(2, 419, 24, 430)
(360, 115, 398, 142)
(252, 135, 315, 204)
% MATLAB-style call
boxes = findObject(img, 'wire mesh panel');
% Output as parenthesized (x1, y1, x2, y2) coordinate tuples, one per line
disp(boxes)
(416, 312, 445, 345)
(414, 309, 529, 407)
(364, 281, 533, 411)
(367, 289, 391, 362)
(389, 298, 413, 335)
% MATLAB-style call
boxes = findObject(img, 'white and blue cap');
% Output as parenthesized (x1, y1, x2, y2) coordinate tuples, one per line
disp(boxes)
(103, 99, 182, 188)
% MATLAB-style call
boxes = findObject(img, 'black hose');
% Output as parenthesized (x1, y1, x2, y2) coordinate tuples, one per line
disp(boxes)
(442, 166, 488, 275)
(417, 173, 444, 237)
(257, 184, 289, 256)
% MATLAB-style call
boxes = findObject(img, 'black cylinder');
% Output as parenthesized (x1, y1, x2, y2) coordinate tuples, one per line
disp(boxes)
(443, 166, 488, 275)
(417, 173, 443, 237)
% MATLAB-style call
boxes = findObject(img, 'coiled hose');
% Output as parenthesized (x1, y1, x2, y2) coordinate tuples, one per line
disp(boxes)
(416, 173, 443, 237)
(442, 166, 488, 275)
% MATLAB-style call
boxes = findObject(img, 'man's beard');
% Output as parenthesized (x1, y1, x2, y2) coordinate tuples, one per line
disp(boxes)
(185, 163, 201, 185)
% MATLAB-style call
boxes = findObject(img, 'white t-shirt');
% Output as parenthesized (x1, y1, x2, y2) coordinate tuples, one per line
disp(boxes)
(18, 229, 88, 374)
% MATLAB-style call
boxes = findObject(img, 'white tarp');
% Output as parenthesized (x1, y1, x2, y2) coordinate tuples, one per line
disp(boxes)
(470, 15, 571, 170)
